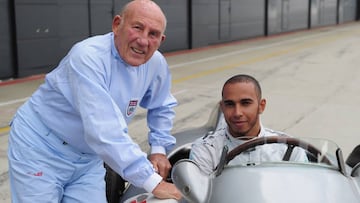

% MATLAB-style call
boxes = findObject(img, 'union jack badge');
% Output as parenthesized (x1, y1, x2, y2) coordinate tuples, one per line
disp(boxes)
(126, 100, 138, 117)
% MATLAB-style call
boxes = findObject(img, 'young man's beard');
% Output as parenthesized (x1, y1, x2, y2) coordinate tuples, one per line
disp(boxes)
(230, 115, 260, 139)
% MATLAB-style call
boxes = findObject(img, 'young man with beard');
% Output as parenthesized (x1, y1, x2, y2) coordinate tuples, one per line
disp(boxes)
(190, 74, 308, 175)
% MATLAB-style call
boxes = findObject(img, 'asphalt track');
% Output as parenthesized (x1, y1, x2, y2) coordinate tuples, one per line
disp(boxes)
(1, 22, 360, 202)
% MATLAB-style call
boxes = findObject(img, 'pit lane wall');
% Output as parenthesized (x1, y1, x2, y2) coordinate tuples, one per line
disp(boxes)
(0, 0, 358, 79)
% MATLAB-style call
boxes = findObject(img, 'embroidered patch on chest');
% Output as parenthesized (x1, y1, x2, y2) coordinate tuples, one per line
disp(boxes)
(126, 100, 138, 117)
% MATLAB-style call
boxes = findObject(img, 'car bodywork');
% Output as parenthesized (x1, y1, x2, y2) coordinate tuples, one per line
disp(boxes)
(110, 104, 360, 203)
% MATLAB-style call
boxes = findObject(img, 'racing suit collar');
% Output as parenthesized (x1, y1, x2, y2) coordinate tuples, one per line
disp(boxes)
(225, 122, 266, 144)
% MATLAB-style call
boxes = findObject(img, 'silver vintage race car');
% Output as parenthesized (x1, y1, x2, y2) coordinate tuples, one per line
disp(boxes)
(106, 104, 360, 203)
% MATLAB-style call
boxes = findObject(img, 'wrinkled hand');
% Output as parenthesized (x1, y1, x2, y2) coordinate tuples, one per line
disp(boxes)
(149, 153, 171, 180)
(152, 181, 182, 200)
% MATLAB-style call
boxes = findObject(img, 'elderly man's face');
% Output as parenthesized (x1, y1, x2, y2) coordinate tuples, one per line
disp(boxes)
(112, 1, 166, 66)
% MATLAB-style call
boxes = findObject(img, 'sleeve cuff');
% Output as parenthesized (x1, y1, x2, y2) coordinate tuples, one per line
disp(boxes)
(151, 146, 166, 155)
(142, 173, 163, 193)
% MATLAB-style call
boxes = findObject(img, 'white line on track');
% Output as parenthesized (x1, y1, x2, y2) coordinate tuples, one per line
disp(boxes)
(0, 97, 28, 107)
(172, 89, 188, 96)
(168, 26, 350, 69)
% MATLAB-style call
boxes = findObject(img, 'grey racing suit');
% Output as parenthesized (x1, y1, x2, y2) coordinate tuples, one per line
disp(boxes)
(190, 125, 308, 175)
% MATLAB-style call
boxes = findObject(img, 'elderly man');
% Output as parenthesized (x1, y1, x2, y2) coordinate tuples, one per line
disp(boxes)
(7, 0, 181, 202)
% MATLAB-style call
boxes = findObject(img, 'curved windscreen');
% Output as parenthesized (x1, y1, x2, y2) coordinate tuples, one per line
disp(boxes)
(226, 136, 341, 170)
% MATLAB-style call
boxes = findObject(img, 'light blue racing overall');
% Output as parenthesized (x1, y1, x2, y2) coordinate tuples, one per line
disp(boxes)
(8, 32, 177, 202)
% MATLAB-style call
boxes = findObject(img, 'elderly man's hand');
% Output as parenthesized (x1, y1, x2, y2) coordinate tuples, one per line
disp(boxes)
(149, 153, 171, 180)
(152, 181, 182, 200)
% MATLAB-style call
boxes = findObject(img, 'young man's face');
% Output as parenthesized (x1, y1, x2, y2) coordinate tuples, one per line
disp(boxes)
(220, 82, 266, 138)
(112, 2, 166, 66)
